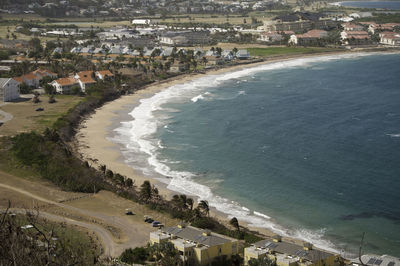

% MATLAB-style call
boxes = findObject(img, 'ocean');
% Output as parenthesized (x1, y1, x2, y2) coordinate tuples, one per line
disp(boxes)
(112, 53, 400, 257)
(336, 1, 400, 10)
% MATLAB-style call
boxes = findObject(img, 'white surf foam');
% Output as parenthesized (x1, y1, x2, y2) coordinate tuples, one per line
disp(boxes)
(387, 133, 400, 138)
(112, 53, 379, 254)
(191, 94, 205, 102)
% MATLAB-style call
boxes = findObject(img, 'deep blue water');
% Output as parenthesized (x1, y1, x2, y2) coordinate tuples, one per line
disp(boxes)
(339, 1, 400, 10)
(115, 53, 400, 257)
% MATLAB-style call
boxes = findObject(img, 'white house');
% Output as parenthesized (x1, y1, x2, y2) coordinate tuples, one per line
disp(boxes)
(236, 49, 250, 59)
(0, 78, 20, 102)
(50, 77, 79, 94)
(132, 19, 151, 26)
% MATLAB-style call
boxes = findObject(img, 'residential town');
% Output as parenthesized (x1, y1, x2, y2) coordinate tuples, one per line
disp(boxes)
(1, 0, 400, 265)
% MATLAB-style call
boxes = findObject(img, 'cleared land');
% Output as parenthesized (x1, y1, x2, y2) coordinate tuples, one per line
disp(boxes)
(0, 169, 180, 257)
(0, 95, 82, 136)
(247, 47, 342, 57)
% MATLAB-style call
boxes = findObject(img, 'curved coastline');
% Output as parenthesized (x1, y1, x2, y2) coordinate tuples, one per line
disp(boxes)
(76, 50, 399, 256)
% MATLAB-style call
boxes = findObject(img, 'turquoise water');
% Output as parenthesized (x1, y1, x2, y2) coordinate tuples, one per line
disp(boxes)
(114, 53, 400, 257)
(338, 1, 400, 10)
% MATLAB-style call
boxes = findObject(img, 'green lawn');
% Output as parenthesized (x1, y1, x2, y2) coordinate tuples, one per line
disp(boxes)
(247, 47, 341, 57)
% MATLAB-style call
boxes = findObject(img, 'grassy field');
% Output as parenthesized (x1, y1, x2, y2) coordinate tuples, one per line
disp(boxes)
(247, 46, 342, 57)
(0, 95, 82, 137)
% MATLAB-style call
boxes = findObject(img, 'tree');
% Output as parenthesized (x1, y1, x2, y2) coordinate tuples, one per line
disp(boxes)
(19, 82, 31, 94)
(140, 180, 152, 201)
(229, 217, 240, 232)
(48, 94, 56, 103)
(99, 164, 106, 174)
(248, 256, 276, 266)
(120, 247, 148, 264)
(198, 200, 210, 217)
(186, 198, 194, 210)
(44, 83, 55, 95)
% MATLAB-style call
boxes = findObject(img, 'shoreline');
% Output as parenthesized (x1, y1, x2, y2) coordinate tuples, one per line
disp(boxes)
(75, 49, 398, 255)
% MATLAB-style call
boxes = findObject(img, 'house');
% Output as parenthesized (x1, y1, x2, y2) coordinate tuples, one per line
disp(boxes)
(289, 29, 328, 45)
(131, 19, 151, 26)
(74, 71, 96, 92)
(206, 56, 224, 66)
(340, 30, 370, 45)
(368, 23, 400, 34)
(244, 235, 338, 266)
(169, 62, 188, 73)
(0, 78, 19, 102)
(13, 68, 57, 88)
(351, 254, 400, 266)
(95, 70, 114, 80)
(258, 31, 284, 43)
(236, 49, 250, 60)
(221, 50, 234, 61)
(342, 22, 364, 31)
(150, 224, 239, 265)
(50, 77, 79, 94)
(379, 31, 400, 46)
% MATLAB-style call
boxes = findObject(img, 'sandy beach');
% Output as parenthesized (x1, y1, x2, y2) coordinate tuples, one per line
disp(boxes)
(75, 49, 399, 246)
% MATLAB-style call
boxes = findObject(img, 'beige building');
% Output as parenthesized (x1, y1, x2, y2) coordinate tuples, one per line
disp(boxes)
(244, 235, 338, 266)
(150, 224, 239, 265)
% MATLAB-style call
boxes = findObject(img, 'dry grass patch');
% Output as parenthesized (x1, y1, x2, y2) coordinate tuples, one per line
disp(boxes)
(0, 94, 82, 136)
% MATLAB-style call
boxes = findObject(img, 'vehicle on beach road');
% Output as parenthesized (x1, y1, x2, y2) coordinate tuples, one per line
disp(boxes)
(125, 209, 134, 215)
(144, 215, 153, 223)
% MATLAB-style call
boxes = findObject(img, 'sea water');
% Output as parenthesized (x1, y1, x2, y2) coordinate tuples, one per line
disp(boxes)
(337, 1, 400, 10)
(113, 53, 400, 257)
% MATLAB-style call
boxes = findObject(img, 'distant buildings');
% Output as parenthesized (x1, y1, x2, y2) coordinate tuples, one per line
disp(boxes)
(289, 30, 328, 45)
(0, 78, 19, 102)
(263, 12, 338, 33)
(150, 224, 239, 265)
(159, 31, 211, 46)
(379, 31, 400, 46)
(244, 235, 337, 266)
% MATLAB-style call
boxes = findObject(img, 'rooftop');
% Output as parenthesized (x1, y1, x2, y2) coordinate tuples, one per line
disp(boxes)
(251, 238, 335, 262)
(161, 225, 236, 247)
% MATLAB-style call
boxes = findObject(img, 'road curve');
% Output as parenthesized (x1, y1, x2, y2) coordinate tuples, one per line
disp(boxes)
(2, 208, 114, 257)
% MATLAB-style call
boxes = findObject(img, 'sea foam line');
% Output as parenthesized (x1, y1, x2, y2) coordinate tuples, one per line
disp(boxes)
(112, 53, 377, 254)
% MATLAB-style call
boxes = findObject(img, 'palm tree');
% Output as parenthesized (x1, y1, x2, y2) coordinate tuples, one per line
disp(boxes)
(198, 200, 210, 217)
(229, 217, 240, 232)
(186, 198, 194, 210)
(99, 164, 106, 174)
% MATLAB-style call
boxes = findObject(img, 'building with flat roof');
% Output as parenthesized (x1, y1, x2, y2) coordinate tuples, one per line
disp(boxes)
(244, 235, 338, 265)
(150, 224, 239, 265)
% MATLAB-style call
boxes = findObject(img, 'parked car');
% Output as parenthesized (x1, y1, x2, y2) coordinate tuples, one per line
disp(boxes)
(144, 215, 153, 223)
(125, 209, 134, 215)
(152, 221, 161, 227)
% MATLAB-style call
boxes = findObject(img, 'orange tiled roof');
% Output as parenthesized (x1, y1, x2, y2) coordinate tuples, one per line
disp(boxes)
(76, 71, 96, 84)
(33, 68, 57, 77)
(298, 30, 327, 38)
(97, 70, 113, 77)
(345, 30, 369, 35)
(13, 76, 25, 83)
(55, 77, 78, 86)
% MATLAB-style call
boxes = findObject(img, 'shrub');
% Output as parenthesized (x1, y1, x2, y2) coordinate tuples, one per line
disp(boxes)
(120, 247, 148, 264)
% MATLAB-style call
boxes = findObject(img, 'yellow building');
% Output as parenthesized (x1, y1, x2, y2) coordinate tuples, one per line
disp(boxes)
(244, 235, 339, 266)
(150, 224, 239, 265)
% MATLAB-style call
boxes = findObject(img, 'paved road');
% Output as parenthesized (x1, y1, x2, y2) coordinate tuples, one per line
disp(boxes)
(0, 183, 151, 257)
